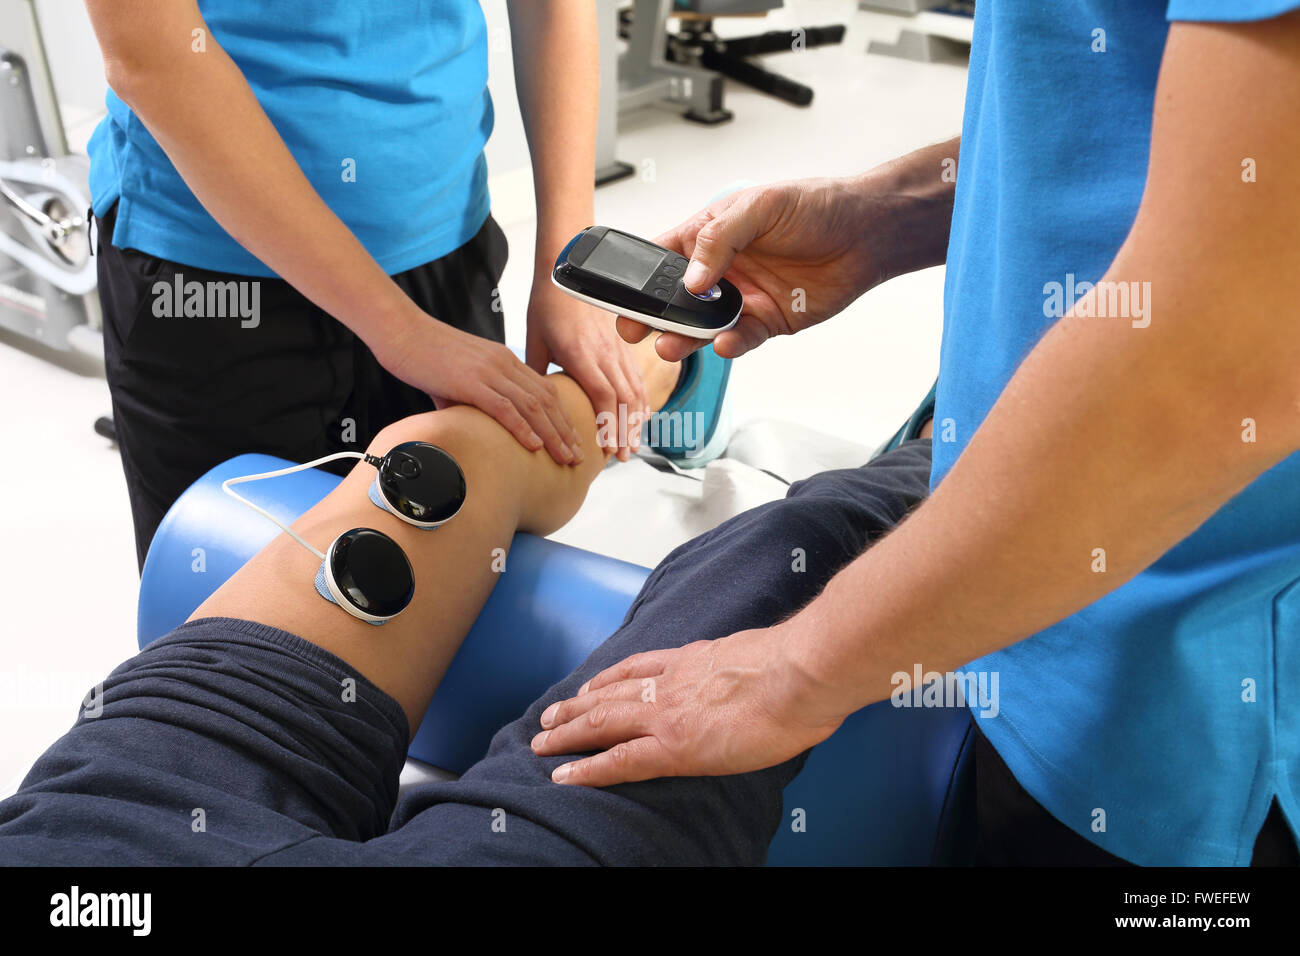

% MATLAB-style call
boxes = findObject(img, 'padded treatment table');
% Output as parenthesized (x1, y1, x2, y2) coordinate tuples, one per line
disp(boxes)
(139, 454, 976, 865)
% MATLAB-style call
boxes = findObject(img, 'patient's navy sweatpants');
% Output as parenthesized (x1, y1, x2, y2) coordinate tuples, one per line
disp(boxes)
(1, 439, 1294, 865)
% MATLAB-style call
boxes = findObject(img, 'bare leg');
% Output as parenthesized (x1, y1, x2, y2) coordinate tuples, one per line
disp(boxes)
(194, 337, 681, 734)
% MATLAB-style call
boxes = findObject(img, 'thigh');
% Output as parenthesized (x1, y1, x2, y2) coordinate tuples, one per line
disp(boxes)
(0, 619, 404, 865)
(97, 205, 354, 566)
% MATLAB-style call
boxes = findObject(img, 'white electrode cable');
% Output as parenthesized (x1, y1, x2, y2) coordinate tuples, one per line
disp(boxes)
(221, 452, 368, 560)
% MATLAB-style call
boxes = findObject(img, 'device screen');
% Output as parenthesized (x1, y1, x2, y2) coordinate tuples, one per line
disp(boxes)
(582, 232, 664, 287)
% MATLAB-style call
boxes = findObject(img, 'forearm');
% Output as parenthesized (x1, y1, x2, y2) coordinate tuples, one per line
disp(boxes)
(508, 0, 599, 275)
(86, 1, 418, 350)
(850, 136, 960, 283)
(793, 250, 1300, 720)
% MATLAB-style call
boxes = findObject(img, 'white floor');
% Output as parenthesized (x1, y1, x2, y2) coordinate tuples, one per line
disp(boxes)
(0, 2, 967, 792)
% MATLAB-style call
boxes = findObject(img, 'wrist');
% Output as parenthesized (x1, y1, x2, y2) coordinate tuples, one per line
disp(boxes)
(848, 146, 957, 283)
(367, 297, 448, 378)
(530, 269, 559, 295)
(777, 597, 877, 725)
(534, 213, 592, 276)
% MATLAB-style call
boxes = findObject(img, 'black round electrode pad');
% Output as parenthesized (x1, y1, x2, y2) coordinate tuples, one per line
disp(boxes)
(327, 528, 414, 620)
(377, 441, 467, 527)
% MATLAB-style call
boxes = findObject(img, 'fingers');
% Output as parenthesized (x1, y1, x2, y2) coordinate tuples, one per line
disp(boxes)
(598, 356, 637, 462)
(710, 314, 774, 360)
(615, 345, 649, 457)
(652, 190, 740, 257)
(551, 737, 672, 787)
(564, 354, 620, 458)
(529, 644, 708, 787)
(653, 331, 708, 363)
(495, 367, 584, 466)
(536, 675, 648, 734)
(618, 192, 767, 355)
(565, 344, 649, 461)
(615, 315, 653, 344)
(579, 650, 670, 696)
(477, 386, 546, 457)
(517, 366, 585, 458)
(532, 681, 649, 755)
(681, 193, 766, 294)
(617, 319, 709, 366)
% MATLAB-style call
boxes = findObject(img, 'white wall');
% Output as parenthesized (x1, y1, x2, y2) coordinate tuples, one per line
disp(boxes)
(35, 0, 105, 116)
(480, 1, 536, 189)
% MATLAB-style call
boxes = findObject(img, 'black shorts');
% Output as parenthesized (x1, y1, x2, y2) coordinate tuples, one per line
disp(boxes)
(973, 719, 1298, 866)
(95, 202, 508, 570)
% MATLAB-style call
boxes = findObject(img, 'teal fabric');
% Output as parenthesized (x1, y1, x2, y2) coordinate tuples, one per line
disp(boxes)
(87, 0, 492, 277)
(644, 345, 732, 463)
(935, 0, 1300, 864)
(873, 379, 936, 460)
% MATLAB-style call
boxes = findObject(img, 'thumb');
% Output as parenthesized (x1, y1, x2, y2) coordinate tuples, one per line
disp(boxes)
(682, 193, 765, 294)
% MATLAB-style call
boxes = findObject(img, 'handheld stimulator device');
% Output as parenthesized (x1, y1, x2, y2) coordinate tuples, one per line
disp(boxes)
(552, 226, 742, 339)
(222, 443, 466, 624)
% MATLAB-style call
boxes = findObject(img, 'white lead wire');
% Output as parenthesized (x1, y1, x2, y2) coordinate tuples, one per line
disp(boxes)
(221, 451, 366, 561)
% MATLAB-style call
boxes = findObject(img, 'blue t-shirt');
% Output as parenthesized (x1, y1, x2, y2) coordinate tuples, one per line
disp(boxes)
(87, 0, 493, 277)
(938, 0, 1300, 865)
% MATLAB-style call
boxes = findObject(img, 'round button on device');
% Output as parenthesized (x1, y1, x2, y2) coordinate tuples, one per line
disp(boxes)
(690, 284, 722, 302)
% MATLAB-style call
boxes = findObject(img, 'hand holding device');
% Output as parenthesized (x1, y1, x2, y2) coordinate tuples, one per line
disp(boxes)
(614, 179, 892, 362)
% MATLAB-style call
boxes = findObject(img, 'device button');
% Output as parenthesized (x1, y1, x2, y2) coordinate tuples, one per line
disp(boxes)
(689, 284, 722, 302)
(654, 288, 671, 300)
(662, 265, 681, 278)
(655, 274, 675, 287)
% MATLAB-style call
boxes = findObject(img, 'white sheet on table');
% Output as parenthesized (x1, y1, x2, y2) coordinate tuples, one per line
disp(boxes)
(548, 419, 875, 568)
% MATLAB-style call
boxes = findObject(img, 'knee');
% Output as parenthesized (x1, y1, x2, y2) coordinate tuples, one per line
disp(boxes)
(370, 406, 512, 473)
(762, 495, 874, 574)
(786, 466, 860, 502)
(365, 407, 519, 516)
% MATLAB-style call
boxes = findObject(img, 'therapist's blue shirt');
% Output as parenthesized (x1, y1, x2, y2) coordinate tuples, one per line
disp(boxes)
(87, 0, 492, 277)
(938, 0, 1300, 864)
